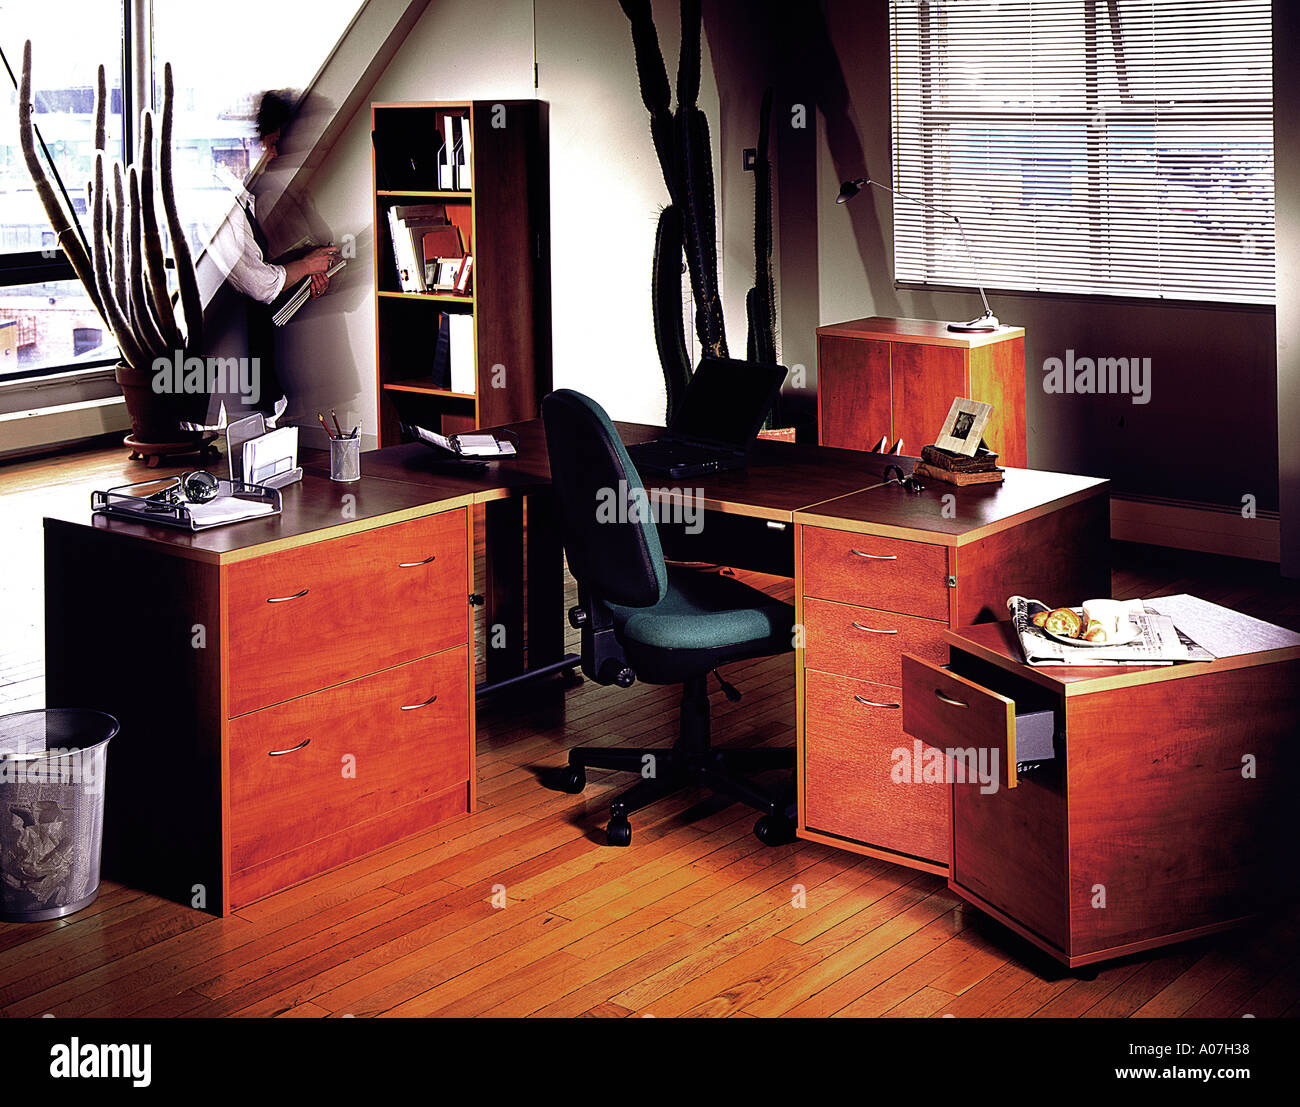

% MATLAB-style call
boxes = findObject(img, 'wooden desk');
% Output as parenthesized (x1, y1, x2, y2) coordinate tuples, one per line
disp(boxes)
(45, 421, 1107, 915)
(904, 621, 1300, 966)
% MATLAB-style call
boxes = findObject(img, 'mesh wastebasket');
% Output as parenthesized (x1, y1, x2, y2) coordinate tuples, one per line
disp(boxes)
(0, 709, 118, 922)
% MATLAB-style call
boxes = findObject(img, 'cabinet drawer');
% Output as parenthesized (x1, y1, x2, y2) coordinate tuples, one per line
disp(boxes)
(228, 646, 470, 875)
(225, 508, 468, 716)
(803, 669, 949, 865)
(803, 597, 948, 686)
(801, 526, 948, 620)
(901, 654, 1062, 790)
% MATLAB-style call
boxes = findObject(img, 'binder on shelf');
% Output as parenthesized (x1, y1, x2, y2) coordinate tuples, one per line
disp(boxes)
(431, 312, 452, 389)
(449, 313, 474, 394)
(457, 115, 472, 190)
(439, 116, 457, 190)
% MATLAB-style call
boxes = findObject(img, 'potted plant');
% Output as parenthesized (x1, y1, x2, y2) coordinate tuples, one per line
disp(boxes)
(18, 43, 207, 458)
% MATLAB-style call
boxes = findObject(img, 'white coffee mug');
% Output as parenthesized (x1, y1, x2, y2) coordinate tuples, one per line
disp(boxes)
(1082, 598, 1133, 637)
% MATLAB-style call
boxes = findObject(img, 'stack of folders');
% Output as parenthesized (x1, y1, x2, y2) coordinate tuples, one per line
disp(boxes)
(431, 312, 475, 394)
(272, 258, 347, 326)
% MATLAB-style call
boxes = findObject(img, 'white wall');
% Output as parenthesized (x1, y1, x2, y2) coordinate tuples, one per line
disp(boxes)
(270, 0, 742, 444)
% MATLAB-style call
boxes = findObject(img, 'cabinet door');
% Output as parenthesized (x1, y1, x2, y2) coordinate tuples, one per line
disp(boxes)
(890, 341, 967, 456)
(817, 336, 891, 449)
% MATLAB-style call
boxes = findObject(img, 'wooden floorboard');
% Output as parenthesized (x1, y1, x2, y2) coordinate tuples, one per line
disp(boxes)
(2, 443, 1298, 1018)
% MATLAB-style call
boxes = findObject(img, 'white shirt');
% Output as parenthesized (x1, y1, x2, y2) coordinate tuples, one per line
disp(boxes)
(207, 189, 286, 305)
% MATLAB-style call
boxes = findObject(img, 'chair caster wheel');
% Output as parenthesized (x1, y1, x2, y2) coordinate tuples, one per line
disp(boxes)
(606, 816, 632, 847)
(559, 766, 586, 794)
(754, 815, 795, 846)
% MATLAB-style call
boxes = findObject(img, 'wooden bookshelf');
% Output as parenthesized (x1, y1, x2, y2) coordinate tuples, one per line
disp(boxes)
(371, 100, 552, 443)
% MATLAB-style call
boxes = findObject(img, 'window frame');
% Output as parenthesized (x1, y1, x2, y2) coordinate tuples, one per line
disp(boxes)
(0, 0, 135, 379)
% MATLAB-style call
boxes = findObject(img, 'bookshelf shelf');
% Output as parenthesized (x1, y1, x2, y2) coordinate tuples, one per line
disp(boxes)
(382, 381, 477, 400)
(377, 290, 475, 306)
(372, 100, 551, 445)
(377, 189, 471, 200)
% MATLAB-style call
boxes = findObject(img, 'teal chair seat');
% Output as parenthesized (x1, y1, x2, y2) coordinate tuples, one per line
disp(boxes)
(610, 568, 793, 653)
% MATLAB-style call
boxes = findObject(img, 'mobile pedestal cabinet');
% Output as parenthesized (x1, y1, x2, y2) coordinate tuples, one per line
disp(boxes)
(904, 623, 1300, 967)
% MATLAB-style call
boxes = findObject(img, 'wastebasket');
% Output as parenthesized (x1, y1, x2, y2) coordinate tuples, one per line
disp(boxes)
(0, 709, 118, 922)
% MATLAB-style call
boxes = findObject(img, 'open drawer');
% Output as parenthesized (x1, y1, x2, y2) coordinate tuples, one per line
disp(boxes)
(901, 654, 1058, 791)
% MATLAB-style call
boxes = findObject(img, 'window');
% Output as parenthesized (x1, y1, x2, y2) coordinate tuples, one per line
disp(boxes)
(151, 0, 364, 246)
(0, 0, 363, 380)
(0, 0, 125, 378)
(889, 0, 1275, 304)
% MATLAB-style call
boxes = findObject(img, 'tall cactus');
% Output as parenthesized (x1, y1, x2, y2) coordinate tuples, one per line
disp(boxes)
(18, 42, 202, 399)
(746, 86, 777, 370)
(620, 0, 729, 421)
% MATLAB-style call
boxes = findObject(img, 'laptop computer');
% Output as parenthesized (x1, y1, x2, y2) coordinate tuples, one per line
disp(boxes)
(626, 358, 788, 479)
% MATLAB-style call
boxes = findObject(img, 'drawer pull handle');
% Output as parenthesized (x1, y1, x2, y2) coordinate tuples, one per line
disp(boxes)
(268, 739, 311, 757)
(850, 550, 898, 561)
(266, 588, 309, 604)
(851, 621, 898, 635)
(854, 694, 900, 710)
(934, 689, 968, 709)
(398, 555, 437, 568)
(400, 694, 438, 711)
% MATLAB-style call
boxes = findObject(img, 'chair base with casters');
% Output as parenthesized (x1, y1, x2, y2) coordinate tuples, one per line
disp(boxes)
(558, 671, 796, 847)
(541, 385, 798, 850)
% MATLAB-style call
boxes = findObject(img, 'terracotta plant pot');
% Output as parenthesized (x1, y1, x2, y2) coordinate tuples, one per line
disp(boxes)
(114, 361, 190, 444)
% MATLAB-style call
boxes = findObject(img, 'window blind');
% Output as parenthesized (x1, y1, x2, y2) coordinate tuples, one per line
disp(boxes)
(889, 0, 1274, 304)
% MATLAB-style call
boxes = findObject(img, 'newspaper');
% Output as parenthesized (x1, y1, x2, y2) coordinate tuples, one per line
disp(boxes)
(1006, 595, 1214, 666)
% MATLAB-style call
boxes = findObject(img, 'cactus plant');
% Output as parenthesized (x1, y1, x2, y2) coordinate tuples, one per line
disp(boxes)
(621, 0, 729, 421)
(17, 43, 205, 440)
(622, 3, 782, 425)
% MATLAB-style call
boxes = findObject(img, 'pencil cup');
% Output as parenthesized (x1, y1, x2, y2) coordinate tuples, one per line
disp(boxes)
(330, 436, 360, 482)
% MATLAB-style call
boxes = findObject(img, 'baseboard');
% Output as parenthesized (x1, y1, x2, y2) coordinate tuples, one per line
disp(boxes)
(0, 395, 130, 459)
(1111, 493, 1280, 562)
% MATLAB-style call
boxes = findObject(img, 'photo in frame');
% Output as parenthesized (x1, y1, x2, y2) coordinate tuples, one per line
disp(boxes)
(934, 397, 993, 456)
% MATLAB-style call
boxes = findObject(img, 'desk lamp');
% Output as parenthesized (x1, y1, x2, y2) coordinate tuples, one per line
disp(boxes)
(837, 176, 999, 333)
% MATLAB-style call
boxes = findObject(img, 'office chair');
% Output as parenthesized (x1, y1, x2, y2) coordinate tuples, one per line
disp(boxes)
(542, 388, 796, 848)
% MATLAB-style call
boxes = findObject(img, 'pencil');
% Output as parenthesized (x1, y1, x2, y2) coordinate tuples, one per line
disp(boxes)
(317, 412, 334, 439)
(330, 409, 344, 438)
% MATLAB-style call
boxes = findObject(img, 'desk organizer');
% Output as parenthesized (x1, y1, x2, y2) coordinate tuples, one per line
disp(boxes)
(91, 477, 282, 532)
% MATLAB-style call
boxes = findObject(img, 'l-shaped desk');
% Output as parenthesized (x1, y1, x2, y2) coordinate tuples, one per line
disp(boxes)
(56, 419, 1287, 967)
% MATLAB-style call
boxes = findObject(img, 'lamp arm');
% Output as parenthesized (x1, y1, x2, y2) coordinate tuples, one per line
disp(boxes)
(860, 177, 995, 321)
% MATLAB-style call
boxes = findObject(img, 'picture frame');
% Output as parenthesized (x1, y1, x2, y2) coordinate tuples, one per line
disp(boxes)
(934, 397, 993, 456)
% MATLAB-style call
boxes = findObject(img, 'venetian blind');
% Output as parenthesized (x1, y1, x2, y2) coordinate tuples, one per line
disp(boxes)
(889, 0, 1275, 303)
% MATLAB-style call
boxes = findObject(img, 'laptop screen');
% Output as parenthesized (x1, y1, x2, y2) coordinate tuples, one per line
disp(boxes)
(668, 359, 789, 450)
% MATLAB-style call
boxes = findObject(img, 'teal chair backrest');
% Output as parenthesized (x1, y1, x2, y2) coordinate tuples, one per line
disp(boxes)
(542, 389, 668, 610)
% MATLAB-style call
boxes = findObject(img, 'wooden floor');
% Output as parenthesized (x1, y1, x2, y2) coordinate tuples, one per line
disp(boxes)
(2, 441, 1299, 1018)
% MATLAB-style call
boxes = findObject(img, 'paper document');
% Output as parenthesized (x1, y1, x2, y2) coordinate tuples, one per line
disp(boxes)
(1144, 594, 1300, 659)
(186, 497, 277, 527)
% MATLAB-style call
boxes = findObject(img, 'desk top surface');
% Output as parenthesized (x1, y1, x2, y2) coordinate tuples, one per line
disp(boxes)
(49, 418, 1108, 560)
(45, 472, 473, 564)
(816, 316, 1026, 348)
(947, 620, 1300, 697)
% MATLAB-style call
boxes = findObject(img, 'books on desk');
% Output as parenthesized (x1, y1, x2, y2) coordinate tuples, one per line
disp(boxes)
(916, 443, 1004, 486)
